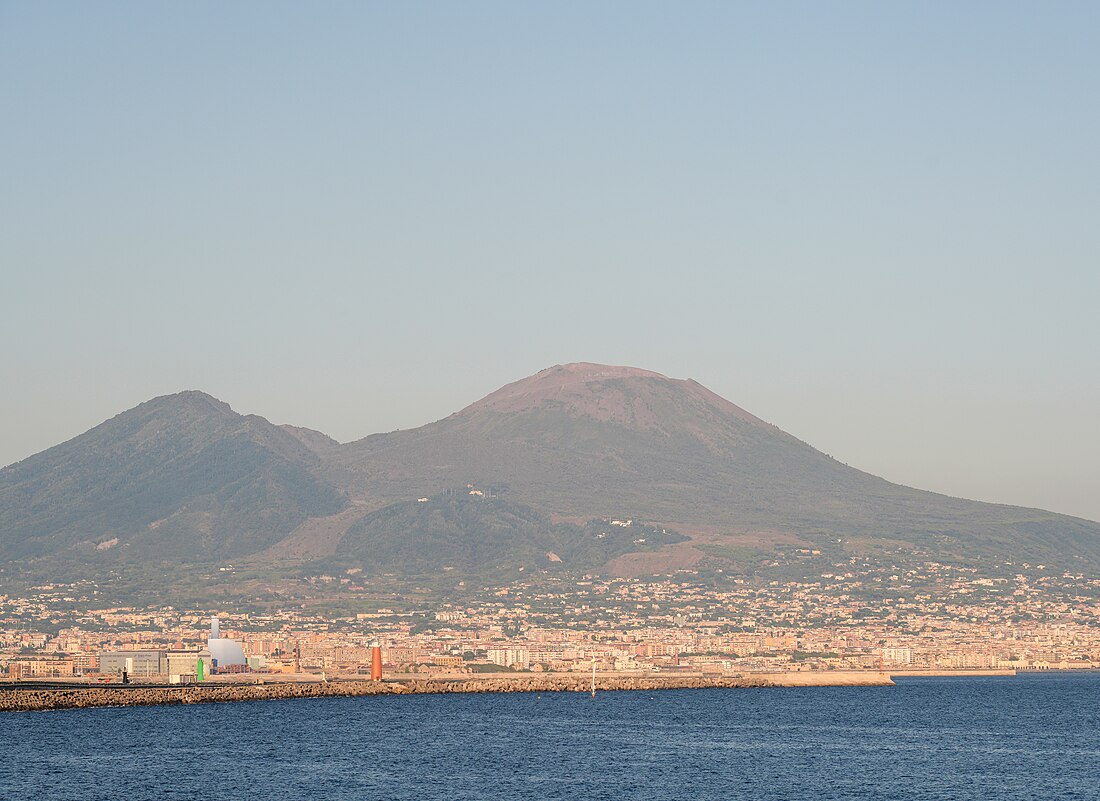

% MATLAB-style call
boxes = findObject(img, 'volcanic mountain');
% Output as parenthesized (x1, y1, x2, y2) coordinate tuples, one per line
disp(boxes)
(322, 363, 1100, 569)
(0, 391, 346, 564)
(1, 363, 1098, 590)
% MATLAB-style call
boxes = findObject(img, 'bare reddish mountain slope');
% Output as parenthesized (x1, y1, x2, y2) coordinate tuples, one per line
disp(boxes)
(320, 364, 1099, 572)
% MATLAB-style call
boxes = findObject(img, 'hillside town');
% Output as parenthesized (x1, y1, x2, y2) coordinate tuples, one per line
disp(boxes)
(3, 555, 1098, 681)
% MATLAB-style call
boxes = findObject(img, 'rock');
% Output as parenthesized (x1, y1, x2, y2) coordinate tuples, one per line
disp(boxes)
(0, 672, 893, 713)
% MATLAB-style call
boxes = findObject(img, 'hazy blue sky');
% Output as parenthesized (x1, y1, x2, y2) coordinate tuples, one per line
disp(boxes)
(2, 3, 1098, 521)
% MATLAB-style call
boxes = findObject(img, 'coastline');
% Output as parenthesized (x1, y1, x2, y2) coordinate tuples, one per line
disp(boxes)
(0, 671, 895, 712)
(888, 669, 1017, 677)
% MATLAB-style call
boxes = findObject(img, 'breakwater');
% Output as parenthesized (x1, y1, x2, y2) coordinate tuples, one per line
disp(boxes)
(0, 679, 401, 712)
(0, 671, 894, 712)
(887, 669, 1017, 677)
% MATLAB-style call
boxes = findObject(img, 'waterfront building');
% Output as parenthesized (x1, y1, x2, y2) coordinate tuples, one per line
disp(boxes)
(98, 650, 165, 677)
(487, 647, 529, 670)
(208, 616, 247, 668)
(8, 658, 75, 678)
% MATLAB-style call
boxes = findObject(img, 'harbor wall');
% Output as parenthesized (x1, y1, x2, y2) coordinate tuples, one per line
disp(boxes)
(0, 671, 894, 712)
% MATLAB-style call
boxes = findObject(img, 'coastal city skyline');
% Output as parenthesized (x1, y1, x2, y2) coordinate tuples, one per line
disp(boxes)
(7, 555, 1098, 683)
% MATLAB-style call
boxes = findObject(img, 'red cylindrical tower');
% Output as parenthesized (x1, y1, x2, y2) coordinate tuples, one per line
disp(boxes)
(370, 643, 383, 681)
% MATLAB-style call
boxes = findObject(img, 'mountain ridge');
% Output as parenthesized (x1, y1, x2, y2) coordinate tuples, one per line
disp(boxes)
(0, 391, 347, 563)
(1, 365, 1097, 594)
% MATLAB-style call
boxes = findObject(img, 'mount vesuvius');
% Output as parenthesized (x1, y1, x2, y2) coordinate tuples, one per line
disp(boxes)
(2, 363, 1097, 592)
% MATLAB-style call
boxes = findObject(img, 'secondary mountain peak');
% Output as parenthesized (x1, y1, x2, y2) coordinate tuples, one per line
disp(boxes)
(139, 389, 234, 415)
(0, 389, 346, 563)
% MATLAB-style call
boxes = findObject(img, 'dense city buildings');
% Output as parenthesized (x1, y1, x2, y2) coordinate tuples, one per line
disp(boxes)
(3, 556, 1097, 680)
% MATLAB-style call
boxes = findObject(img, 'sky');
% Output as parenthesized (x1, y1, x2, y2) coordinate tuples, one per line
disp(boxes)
(1, 2, 1098, 522)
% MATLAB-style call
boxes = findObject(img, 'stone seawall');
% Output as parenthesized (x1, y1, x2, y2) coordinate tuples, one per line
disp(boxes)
(0, 672, 893, 713)
(0, 680, 402, 712)
(402, 675, 777, 695)
(887, 669, 1017, 677)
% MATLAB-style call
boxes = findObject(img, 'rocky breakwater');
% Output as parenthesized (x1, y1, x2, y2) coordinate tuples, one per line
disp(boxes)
(1, 671, 893, 713)
(406, 674, 775, 694)
(0, 680, 408, 713)
(403, 670, 894, 693)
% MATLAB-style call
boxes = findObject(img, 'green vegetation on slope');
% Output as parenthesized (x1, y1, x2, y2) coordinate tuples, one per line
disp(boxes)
(336, 493, 687, 579)
(0, 391, 346, 564)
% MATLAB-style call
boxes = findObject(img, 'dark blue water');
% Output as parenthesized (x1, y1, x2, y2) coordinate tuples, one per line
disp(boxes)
(2, 673, 1097, 800)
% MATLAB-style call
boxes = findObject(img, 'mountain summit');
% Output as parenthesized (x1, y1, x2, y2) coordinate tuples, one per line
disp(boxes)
(2, 364, 1098, 592)
(324, 364, 1099, 572)
(461, 363, 767, 431)
(0, 391, 346, 564)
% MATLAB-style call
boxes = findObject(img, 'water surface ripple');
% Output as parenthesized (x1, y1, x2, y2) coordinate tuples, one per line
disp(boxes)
(2, 672, 1097, 800)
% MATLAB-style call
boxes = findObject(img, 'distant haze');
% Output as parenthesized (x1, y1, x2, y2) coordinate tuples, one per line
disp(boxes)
(1, 4, 1097, 522)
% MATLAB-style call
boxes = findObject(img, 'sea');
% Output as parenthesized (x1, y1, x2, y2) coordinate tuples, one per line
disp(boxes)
(2, 672, 1097, 801)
